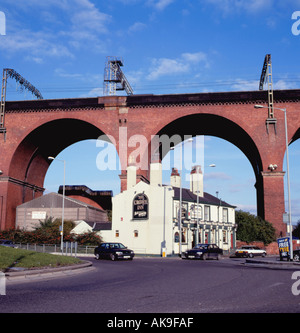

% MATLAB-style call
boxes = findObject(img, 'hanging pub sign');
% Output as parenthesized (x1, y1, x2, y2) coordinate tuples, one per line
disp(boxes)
(133, 193, 149, 220)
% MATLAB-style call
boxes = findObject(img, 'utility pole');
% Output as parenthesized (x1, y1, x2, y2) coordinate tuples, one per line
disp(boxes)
(0, 68, 43, 140)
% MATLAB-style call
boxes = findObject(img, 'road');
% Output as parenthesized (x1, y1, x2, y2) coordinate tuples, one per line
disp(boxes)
(1, 257, 300, 314)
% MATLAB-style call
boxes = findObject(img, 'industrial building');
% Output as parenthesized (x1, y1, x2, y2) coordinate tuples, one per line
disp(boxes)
(16, 192, 110, 231)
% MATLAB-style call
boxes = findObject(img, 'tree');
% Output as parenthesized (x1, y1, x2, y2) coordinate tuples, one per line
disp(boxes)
(34, 215, 55, 230)
(34, 216, 75, 234)
(235, 210, 276, 245)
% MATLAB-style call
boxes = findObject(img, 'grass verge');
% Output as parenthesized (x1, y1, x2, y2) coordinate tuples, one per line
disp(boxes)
(0, 246, 82, 271)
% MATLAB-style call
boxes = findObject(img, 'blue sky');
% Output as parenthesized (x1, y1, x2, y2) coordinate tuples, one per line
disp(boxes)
(1, 0, 300, 224)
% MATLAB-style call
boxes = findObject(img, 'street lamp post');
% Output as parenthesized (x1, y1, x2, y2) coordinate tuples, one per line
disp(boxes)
(171, 136, 216, 255)
(195, 164, 216, 244)
(48, 156, 66, 252)
(171, 140, 187, 257)
(254, 105, 293, 260)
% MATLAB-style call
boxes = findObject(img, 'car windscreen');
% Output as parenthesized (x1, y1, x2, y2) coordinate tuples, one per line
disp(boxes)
(193, 244, 207, 249)
(109, 243, 126, 249)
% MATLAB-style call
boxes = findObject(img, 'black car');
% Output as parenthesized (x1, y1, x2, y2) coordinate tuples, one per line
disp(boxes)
(0, 239, 17, 248)
(94, 242, 134, 261)
(182, 243, 223, 260)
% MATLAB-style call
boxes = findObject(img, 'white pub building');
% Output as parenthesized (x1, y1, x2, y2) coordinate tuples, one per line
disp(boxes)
(102, 161, 236, 256)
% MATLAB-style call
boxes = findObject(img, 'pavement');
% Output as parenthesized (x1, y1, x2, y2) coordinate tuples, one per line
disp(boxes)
(244, 256, 300, 270)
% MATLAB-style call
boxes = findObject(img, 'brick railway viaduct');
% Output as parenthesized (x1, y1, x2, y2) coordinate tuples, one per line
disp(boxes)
(1, 89, 300, 236)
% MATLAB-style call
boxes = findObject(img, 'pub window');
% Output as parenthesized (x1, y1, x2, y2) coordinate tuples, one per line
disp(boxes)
(174, 231, 185, 243)
(222, 208, 228, 223)
(222, 230, 227, 243)
(204, 206, 210, 221)
(190, 204, 202, 220)
(181, 229, 186, 243)
(134, 230, 139, 237)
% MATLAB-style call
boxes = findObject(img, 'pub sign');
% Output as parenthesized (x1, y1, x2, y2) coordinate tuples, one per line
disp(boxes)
(133, 193, 148, 219)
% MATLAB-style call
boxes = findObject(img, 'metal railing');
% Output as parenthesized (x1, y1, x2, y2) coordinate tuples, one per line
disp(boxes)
(15, 243, 97, 257)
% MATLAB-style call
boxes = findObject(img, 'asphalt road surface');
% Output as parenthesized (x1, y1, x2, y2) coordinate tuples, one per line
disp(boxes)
(1, 257, 300, 314)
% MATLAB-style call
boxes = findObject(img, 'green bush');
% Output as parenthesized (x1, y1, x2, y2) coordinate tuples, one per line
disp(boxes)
(0, 216, 102, 246)
(235, 210, 276, 245)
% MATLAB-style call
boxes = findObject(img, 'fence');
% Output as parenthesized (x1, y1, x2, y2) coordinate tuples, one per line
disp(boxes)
(15, 243, 97, 257)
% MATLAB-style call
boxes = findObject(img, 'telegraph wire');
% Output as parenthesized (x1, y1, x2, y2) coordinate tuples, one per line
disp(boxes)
(5, 76, 300, 99)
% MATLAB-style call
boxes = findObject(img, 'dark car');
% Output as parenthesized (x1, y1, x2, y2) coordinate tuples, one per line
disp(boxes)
(182, 243, 223, 260)
(94, 242, 134, 261)
(0, 239, 17, 248)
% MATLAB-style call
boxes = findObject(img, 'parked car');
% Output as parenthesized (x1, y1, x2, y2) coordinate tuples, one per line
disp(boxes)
(94, 242, 134, 261)
(182, 244, 223, 260)
(235, 245, 266, 258)
(0, 239, 17, 248)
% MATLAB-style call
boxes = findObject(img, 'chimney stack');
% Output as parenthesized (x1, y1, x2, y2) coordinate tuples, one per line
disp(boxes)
(127, 156, 136, 189)
(190, 165, 203, 196)
(170, 167, 181, 188)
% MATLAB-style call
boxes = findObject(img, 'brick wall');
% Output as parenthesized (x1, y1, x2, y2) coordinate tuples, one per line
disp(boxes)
(237, 239, 300, 255)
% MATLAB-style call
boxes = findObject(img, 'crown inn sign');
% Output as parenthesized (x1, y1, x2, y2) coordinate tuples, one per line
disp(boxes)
(133, 193, 148, 220)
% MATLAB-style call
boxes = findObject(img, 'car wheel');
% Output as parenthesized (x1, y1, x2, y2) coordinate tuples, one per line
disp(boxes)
(293, 253, 300, 262)
(262, 252, 266, 257)
(216, 254, 220, 260)
(248, 253, 254, 258)
(202, 253, 207, 260)
(95, 253, 100, 260)
(110, 253, 117, 261)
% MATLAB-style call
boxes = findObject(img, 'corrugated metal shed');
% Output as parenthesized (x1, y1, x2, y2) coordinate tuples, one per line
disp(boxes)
(18, 192, 101, 209)
(16, 192, 109, 231)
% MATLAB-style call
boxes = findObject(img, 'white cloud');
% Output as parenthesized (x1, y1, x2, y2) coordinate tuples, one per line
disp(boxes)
(82, 87, 103, 97)
(54, 68, 83, 79)
(147, 58, 189, 80)
(147, 0, 175, 11)
(128, 22, 147, 33)
(230, 79, 259, 91)
(273, 80, 295, 90)
(235, 204, 257, 214)
(147, 52, 209, 80)
(228, 78, 298, 92)
(0, 30, 74, 59)
(0, 0, 111, 61)
(182, 52, 208, 65)
(70, 0, 111, 35)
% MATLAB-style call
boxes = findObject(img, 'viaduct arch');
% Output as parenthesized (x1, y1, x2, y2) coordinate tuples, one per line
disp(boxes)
(0, 90, 300, 236)
(153, 113, 263, 215)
